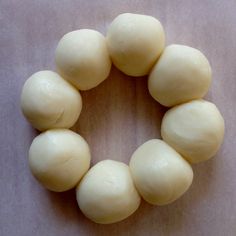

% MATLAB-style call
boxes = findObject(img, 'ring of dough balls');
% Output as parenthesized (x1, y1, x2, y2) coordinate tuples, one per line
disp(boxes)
(21, 13, 225, 225)
(29, 129, 91, 192)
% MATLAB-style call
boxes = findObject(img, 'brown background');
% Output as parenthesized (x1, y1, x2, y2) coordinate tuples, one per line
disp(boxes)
(0, 0, 236, 235)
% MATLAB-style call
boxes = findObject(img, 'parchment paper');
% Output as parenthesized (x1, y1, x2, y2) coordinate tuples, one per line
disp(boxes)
(0, 0, 236, 235)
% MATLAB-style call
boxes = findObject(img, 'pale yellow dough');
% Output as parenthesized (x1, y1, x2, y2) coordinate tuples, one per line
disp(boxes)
(29, 129, 91, 192)
(161, 100, 225, 163)
(148, 44, 212, 107)
(130, 139, 193, 205)
(55, 29, 112, 90)
(106, 13, 165, 76)
(76, 160, 141, 224)
(21, 71, 82, 131)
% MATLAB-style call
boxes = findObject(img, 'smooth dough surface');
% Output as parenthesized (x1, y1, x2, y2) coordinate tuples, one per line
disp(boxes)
(55, 29, 111, 90)
(21, 71, 82, 131)
(106, 13, 165, 76)
(148, 44, 212, 107)
(161, 100, 225, 163)
(29, 129, 91, 192)
(130, 139, 193, 205)
(77, 160, 141, 224)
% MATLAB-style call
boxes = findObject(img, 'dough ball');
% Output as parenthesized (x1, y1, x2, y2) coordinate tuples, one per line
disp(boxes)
(29, 129, 91, 192)
(161, 100, 225, 163)
(106, 13, 165, 76)
(21, 71, 82, 131)
(148, 44, 212, 107)
(130, 139, 193, 205)
(55, 29, 112, 90)
(76, 160, 141, 224)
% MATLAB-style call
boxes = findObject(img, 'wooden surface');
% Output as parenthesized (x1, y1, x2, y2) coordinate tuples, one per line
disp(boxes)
(0, 0, 236, 235)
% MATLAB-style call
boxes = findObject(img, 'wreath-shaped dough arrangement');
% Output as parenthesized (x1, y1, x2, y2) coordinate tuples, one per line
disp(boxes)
(20, 13, 225, 224)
